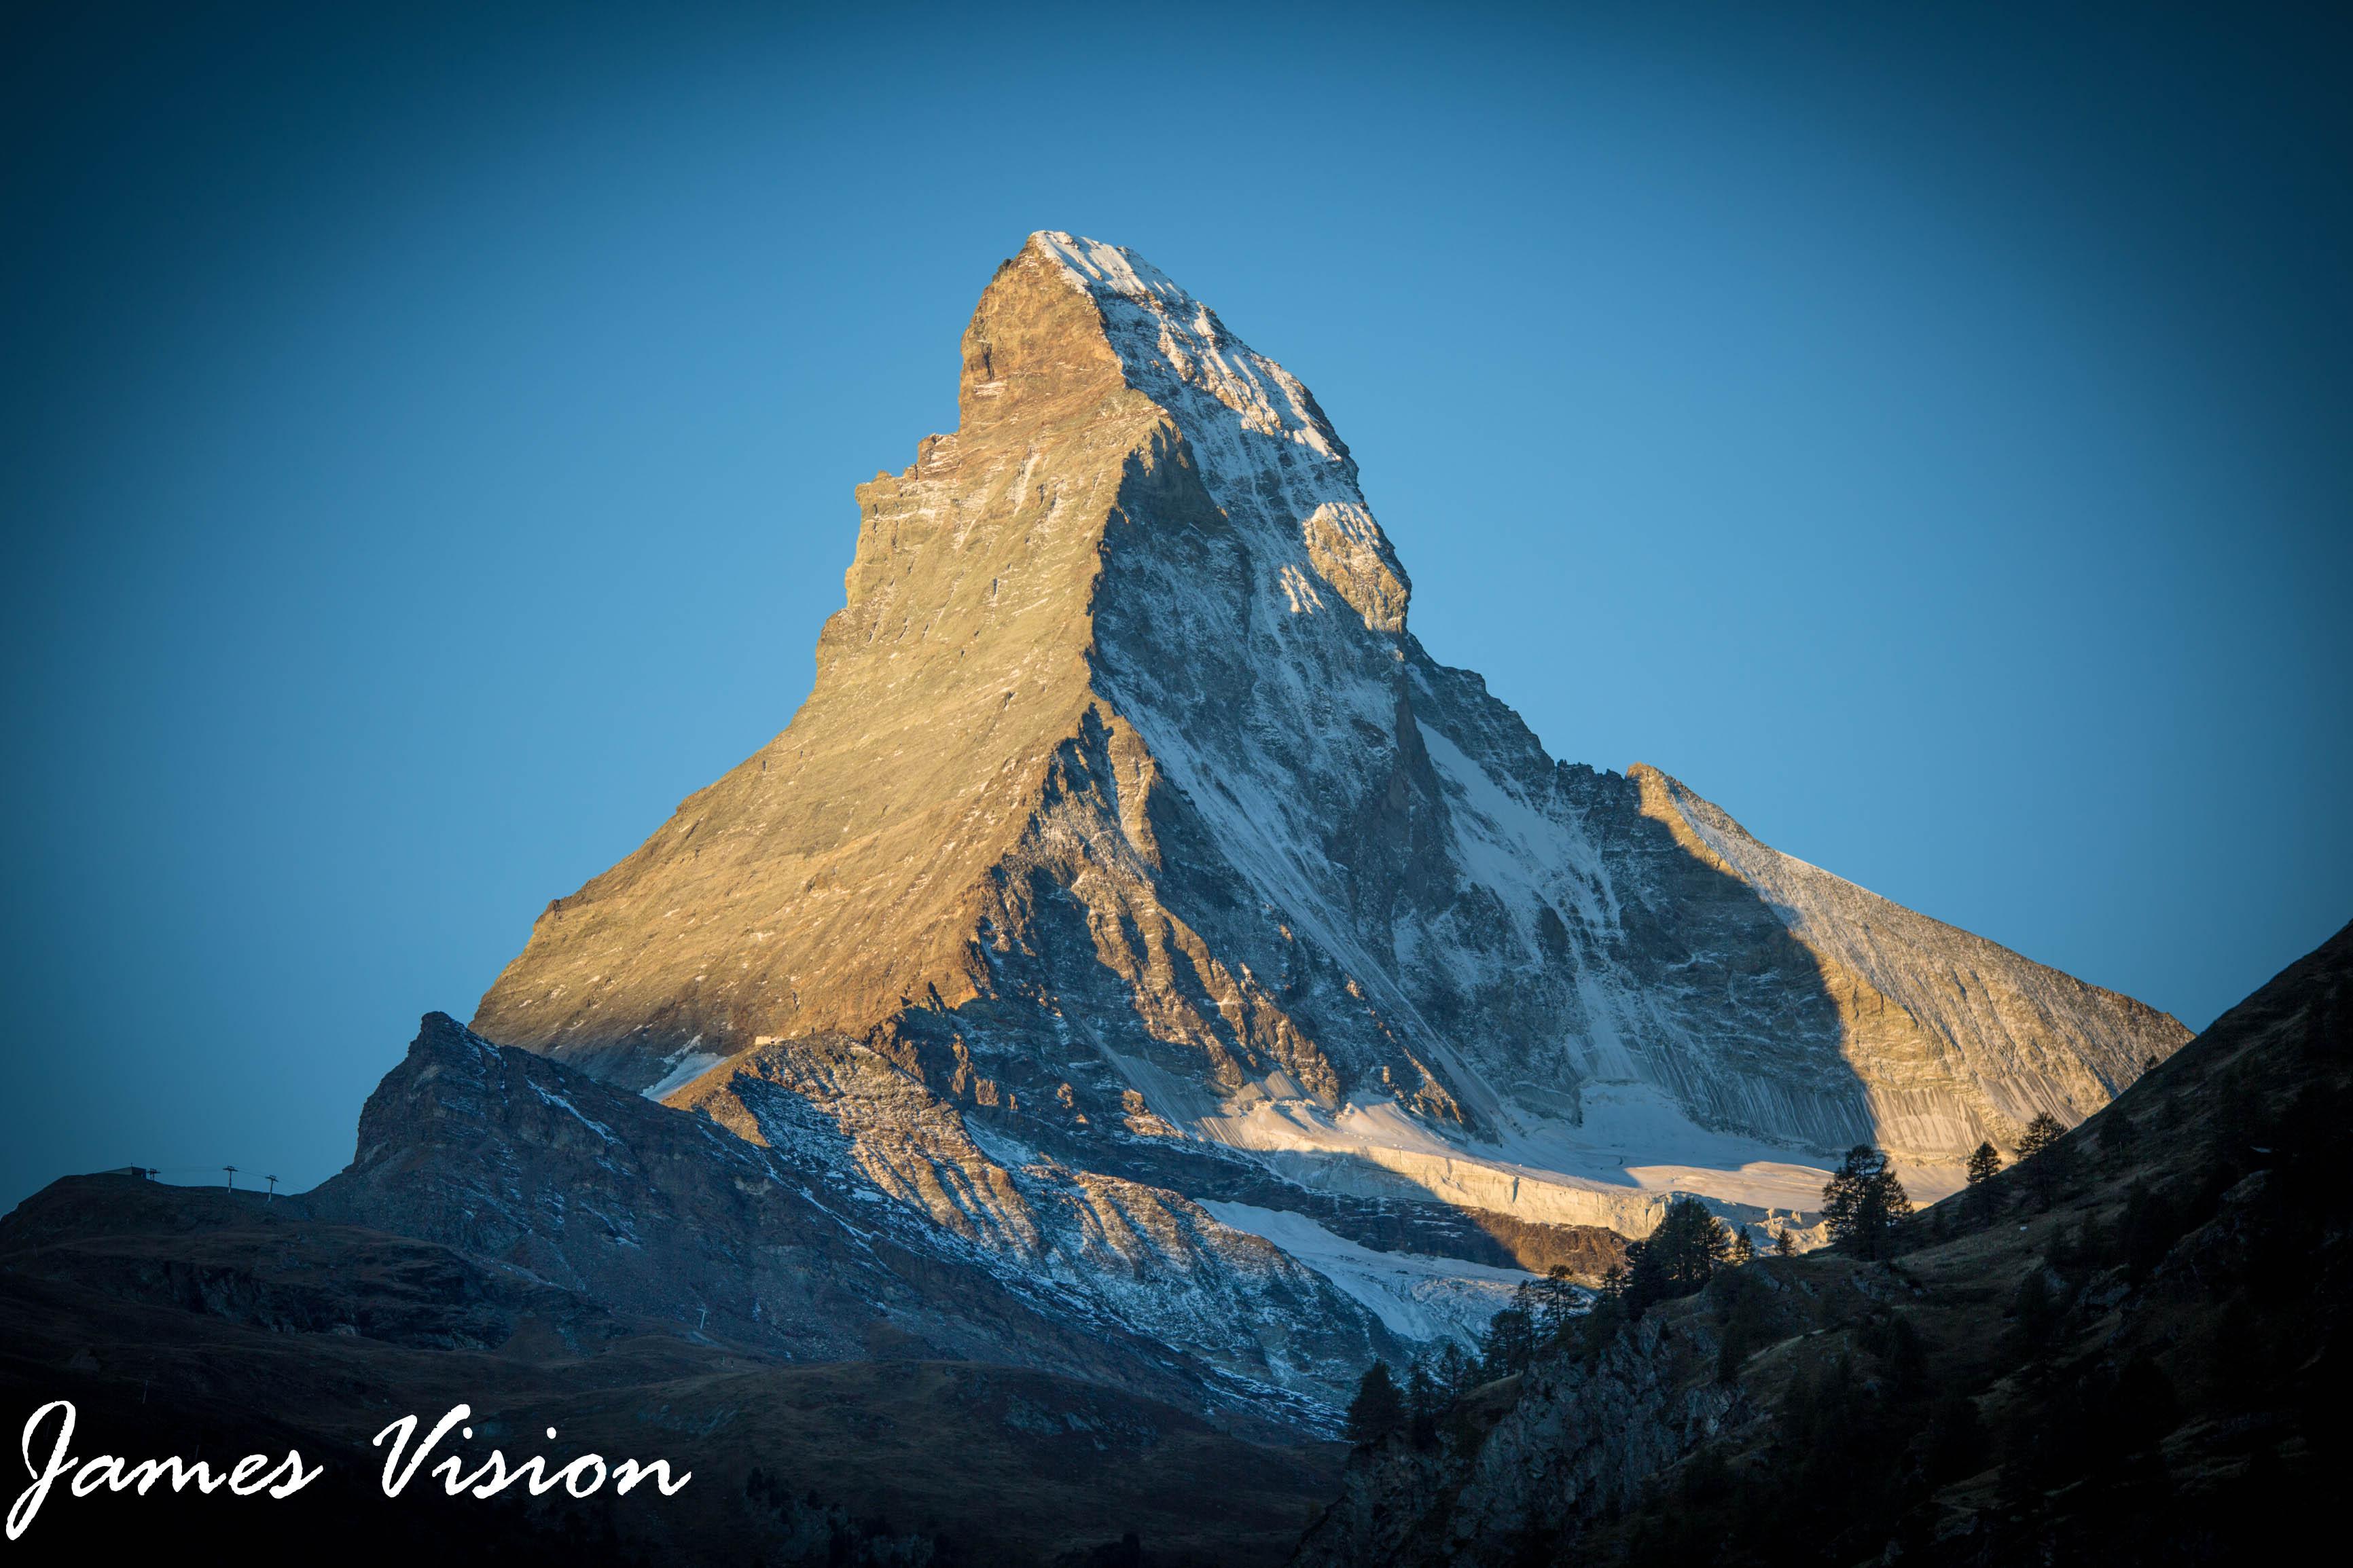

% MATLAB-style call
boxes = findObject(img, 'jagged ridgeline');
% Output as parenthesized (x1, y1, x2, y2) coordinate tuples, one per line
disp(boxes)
(467, 233, 2187, 1381)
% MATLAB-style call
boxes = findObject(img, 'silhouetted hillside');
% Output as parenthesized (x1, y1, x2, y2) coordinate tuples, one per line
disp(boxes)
(1297, 919, 2351, 1566)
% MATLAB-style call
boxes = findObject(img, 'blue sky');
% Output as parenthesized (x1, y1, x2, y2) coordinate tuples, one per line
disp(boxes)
(3, 1, 2347, 1205)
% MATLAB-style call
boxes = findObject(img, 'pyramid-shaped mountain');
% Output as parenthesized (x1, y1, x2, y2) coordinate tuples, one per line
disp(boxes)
(471, 233, 2186, 1330)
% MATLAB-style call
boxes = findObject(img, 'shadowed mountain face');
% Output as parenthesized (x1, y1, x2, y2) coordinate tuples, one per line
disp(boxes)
(468, 233, 2185, 1353)
(1294, 919, 2353, 1568)
(301, 1013, 1393, 1423)
(0, 1168, 1344, 1567)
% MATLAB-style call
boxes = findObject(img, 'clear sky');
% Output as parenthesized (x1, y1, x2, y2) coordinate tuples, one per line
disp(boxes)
(3, 1, 2347, 1207)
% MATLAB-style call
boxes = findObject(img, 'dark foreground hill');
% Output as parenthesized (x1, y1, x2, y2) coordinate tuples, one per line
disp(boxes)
(1294, 919, 2352, 1567)
(0, 1169, 1337, 1567)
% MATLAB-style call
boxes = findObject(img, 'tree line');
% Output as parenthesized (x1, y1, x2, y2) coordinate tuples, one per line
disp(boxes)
(1347, 1139, 1929, 1446)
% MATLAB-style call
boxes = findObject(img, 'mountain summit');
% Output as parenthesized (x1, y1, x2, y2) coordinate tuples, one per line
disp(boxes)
(471, 234, 2186, 1349)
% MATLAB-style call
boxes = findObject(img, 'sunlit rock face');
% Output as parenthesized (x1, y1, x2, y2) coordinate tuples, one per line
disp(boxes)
(470, 234, 2187, 1365)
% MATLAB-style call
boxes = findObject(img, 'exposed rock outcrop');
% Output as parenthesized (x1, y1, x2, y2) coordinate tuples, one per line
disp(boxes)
(1293, 918, 2352, 1567)
(304, 1013, 1395, 1418)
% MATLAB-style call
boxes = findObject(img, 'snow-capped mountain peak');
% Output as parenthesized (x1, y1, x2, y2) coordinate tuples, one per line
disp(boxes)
(468, 233, 2187, 1405)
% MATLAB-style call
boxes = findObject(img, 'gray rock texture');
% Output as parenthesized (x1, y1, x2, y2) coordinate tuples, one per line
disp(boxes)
(304, 1012, 1381, 1421)
(1291, 917, 2353, 1567)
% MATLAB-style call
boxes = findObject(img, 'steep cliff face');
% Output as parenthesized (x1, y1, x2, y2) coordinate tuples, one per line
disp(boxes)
(1293, 919, 2352, 1568)
(471, 232, 2186, 1349)
(1291, 1249, 1916, 1567)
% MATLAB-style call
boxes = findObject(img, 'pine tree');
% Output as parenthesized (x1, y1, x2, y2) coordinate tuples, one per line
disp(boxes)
(1405, 1354, 1439, 1418)
(1729, 1227, 1755, 1264)
(1621, 1237, 1666, 1315)
(1403, 1355, 1441, 1446)
(1344, 1362, 1407, 1446)
(2009, 1266, 2060, 1351)
(1712, 1265, 1770, 1382)
(1576, 1287, 1626, 1361)
(1479, 1299, 1538, 1379)
(2017, 1112, 2064, 1159)
(1820, 1146, 1912, 1260)
(1620, 1196, 1732, 1316)
(1964, 1140, 2002, 1222)
(2015, 1113, 2074, 1209)
(1431, 1338, 1473, 1398)
(1650, 1197, 1733, 1288)
(1773, 1226, 1797, 1257)
(1966, 1142, 2002, 1185)
(1525, 1262, 1580, 1342)
(1877, 1314, 1928, 1398)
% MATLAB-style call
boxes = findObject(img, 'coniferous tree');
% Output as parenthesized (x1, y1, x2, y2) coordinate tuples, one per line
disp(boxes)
(1622, 1237, 1666, 1313)
(2017, 1112, 2064, 1159)
(1966, 1141, 2002, 1185)
(2009, 1266, 2060, 1353)
(1874, 1313, 1928, 1398)
(1965, 1140, 2003, 1222)
(1593, 1262, 1629, 1309)
(1821, 1146, 1912, 1260)
(1479, 1298, 1538, 1379)
(1729, 1227, 1755, 1264)
(1773, 1226, 1797, 1257)
(2017, 1113, 2075, 1209)
(1403, 1355, 1441, 1446)
(1345, 1362, 1407, 1446)
(1431, 1337, 1473, 1398)
(1577, 1264, 1630, 1359)
(1533, 1263, 1581, 1341)
(1712, 1266, 1772, 1382)
(1621, 1197, 1732, 1316)
(1651, 1197, 1734, 1288)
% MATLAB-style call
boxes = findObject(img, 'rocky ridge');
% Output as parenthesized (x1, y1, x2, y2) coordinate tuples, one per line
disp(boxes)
(1292, 918, 2352, 1567)
(302, 1012, 1394, 1421)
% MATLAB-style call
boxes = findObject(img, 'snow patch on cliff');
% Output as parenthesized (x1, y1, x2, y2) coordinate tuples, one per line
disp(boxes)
(1204, 1201, 1532, 1345)
(645, 1049, 725, 1100)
